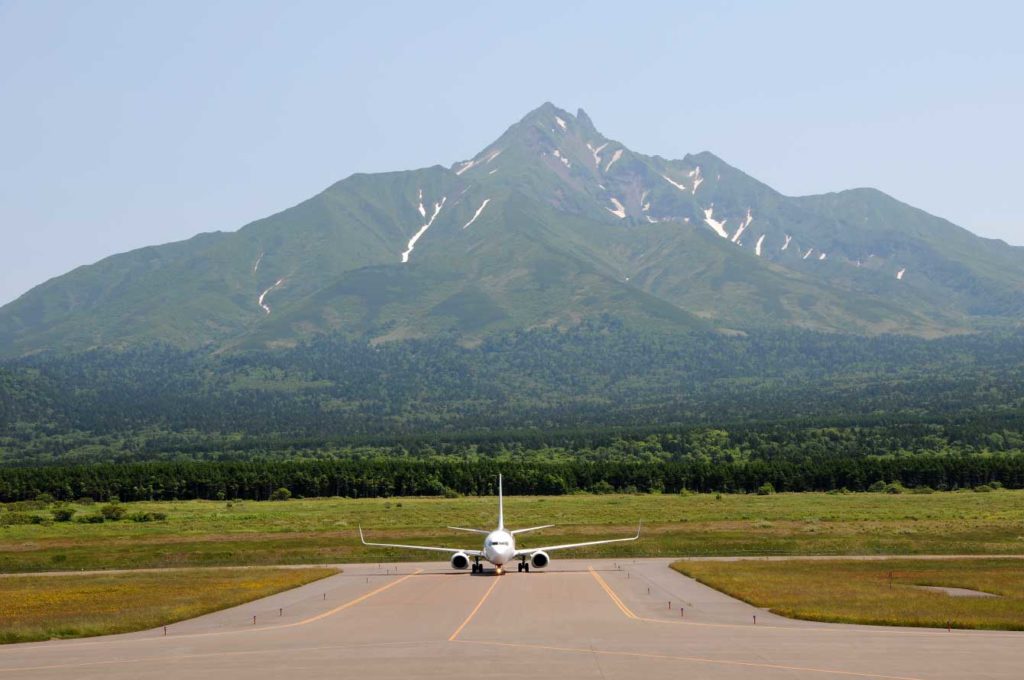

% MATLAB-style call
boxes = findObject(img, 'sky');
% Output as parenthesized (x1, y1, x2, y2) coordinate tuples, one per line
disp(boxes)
(1, 0, 1022, 306)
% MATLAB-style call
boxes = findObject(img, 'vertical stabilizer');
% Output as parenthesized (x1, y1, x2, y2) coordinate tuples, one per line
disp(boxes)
(498, 474, 504, 530)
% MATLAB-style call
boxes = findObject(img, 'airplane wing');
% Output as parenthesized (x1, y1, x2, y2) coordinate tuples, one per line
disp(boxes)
(510, 524, 555, 535)
(359, 527, 483, 556)
(513, 523, 641, 557)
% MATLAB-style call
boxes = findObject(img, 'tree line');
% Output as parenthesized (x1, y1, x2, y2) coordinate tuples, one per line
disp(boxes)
(1, 454, 1022, 502)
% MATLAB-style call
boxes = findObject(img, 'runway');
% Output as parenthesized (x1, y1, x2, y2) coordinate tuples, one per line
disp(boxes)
(1, 558, 1021, 679)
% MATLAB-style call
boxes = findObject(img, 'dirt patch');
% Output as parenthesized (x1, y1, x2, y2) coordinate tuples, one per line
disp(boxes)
(912, 585, 1000, 598)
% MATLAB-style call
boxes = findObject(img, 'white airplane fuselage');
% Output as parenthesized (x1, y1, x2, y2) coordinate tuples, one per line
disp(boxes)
(482, 529, 516, 566)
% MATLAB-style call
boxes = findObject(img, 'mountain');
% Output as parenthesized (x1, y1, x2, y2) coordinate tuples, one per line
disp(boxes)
(2, 102, 1022, 356)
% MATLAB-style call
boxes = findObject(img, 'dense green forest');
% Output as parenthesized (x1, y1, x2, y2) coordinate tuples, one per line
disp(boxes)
(2, 325, 1023, 466)
(1, 453, 1022, 502)
(2, 325, 1023, 499)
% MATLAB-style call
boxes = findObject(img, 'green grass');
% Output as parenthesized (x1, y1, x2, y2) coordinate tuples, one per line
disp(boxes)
(671, 558, 1024, 630)
(0, 567, 338, 643)
(1, 490, 1023, 572)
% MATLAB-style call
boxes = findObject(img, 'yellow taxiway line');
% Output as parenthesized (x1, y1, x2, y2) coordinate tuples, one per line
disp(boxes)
(284, 568, 422, 628)
(449, 575, 502, 641)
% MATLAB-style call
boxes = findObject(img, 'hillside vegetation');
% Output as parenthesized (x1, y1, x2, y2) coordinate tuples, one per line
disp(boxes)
(2, 326, 1023, 465)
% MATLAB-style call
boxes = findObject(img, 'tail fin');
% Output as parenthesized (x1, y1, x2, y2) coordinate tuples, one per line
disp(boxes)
(498, 473, 504, 530)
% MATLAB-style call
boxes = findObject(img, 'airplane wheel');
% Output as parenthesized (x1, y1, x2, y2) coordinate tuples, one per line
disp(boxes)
(525, 563, 530, 573)
(517, 563, 523, 572)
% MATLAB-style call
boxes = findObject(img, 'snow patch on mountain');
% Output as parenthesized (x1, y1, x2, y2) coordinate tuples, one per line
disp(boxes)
(402, 196, 447, 263)
(661, 174, 687, 192)
(819, 252, 827, 261)
(731, 209, 752, 243)
(587, 142, 608, 167)
(417, 189, 427, 218)
(606, 197, 626, 219)
(897, 268, 907, 280)
(755, 234, 766, 257)
(782, 234, 792, 251)
(253, 252, 263, 273)
(555, 116, 567, 130)
(689, 166, 704, 194)
(604, 149, 623, 172)
(462, 199, 491, 229)
(803, 248, 814, 260)
(641, 190, 651, 212)
(703, 206, 729, 239)
(454, 159, 477, 176)
(553, 149, 571, 167)
(486, 149, 502, 163)
(258, 278, 285, 315)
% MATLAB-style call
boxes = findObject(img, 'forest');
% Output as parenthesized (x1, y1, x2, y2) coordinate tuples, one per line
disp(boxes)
(1, 452, 1022, 502)
(2, 324, 1023, 464)
(1, 325, 1023, 499)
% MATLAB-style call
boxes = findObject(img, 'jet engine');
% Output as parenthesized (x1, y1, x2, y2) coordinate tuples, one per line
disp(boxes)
(450, 552, 471, 570)
(530, 551, 550, 569)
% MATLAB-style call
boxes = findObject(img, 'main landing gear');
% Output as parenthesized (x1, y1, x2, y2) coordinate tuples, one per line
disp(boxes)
(472, 558, 483, 573)
(517, 559, 530, 573)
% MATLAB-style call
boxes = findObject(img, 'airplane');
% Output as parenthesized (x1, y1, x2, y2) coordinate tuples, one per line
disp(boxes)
(359, 474, 640, 574)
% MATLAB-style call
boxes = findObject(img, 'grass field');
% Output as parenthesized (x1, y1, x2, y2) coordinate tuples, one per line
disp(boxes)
(1, 490, 1022, 573)
(672, 558, 1024, 630)
(0, 566, 337, 643)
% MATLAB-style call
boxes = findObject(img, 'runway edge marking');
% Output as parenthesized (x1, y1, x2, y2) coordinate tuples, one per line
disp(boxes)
(449, 576, 502, 641)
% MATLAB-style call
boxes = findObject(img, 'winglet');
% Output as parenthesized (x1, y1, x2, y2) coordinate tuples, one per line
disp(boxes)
(635, 520, 643, 539)
(359, 525, 367, 545)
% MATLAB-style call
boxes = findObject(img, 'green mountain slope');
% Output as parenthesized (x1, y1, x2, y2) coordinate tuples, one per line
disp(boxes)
(1, 103, 1021, 356)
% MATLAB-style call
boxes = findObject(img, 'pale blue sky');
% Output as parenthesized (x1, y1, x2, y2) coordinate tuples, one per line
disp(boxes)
(2, 0, 1022, 305)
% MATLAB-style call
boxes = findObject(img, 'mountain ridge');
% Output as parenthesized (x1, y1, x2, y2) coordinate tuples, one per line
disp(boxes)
(1, 102, 1021, 356)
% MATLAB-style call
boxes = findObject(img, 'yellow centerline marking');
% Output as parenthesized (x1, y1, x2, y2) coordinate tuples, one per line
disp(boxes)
(449, 575, 502, 641)
(589, 566, 1024, 639)
(455, 639, 923, 680)
(588, 567, 638, 619)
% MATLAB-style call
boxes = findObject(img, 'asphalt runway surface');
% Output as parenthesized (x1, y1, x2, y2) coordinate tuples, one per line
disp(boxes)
(1, 558, 1021, 679)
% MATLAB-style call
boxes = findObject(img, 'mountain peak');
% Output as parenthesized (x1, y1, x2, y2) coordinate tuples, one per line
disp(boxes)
(3, 104, 1023, 356)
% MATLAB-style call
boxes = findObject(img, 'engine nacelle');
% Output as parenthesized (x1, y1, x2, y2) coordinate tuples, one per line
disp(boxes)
(530, 551, 550, 569)
(450, 552, 471, 570)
